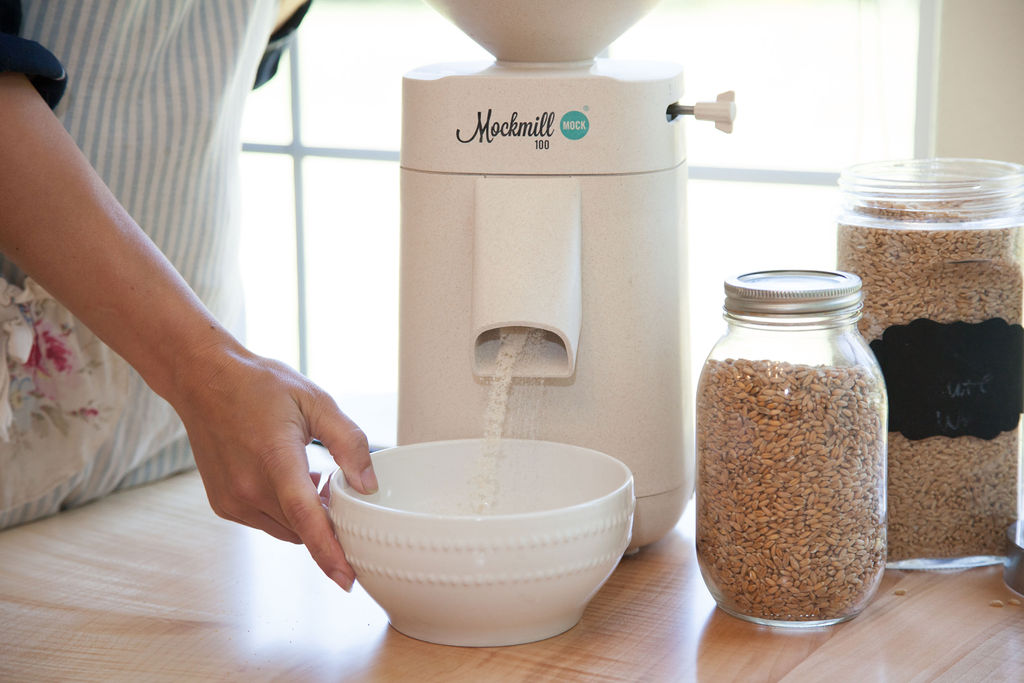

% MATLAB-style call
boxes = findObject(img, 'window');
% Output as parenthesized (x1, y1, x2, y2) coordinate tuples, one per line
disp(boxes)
(240, 0, 928, 447)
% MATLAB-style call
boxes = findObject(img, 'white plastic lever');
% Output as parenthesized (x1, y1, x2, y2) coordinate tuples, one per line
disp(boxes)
(668, 91, 737, 133)
(693, 91, 736, 133)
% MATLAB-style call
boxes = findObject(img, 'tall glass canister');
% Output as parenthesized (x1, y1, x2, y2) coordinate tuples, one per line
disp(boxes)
(696, 270, 887, 626)
(837, 158, 1024, 568)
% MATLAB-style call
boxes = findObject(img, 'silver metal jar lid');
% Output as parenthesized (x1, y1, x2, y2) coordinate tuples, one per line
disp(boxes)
(724, 270, 863, 316)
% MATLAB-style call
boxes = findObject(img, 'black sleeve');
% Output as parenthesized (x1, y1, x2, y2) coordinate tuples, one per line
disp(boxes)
(0, 0, 67, 108)
(253, 0, 312, 89)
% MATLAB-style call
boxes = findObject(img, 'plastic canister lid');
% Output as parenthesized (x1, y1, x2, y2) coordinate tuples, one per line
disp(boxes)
(724, 270, 863, 316)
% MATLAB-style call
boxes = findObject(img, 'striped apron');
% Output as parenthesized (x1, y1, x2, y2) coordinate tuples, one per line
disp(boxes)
(0, 0, 277, 526)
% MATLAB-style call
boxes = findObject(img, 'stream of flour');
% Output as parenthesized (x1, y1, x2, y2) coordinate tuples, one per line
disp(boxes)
(471, 327, 547, 513)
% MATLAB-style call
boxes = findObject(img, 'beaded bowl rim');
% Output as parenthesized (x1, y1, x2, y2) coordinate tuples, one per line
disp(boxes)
(329, 438, 635, 524)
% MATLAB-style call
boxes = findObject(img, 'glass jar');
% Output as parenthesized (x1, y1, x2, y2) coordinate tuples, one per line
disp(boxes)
(695, 270, 887, 627)
(837, 158, 1024, 569)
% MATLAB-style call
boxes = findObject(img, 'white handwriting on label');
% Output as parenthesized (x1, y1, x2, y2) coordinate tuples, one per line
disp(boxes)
(935, 411, 970, 432)
(945, 374, 992, 399)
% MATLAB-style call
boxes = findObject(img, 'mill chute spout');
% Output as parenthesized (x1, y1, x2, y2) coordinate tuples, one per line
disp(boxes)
(471, 176, 582, 379)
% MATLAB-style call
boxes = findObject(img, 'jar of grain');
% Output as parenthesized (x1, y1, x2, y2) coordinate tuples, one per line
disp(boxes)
(696, 270, 887, 627)
(837, 158, 1024, 569)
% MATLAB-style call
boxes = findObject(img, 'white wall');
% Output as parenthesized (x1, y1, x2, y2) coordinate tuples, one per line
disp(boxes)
(933, 0, 1024, 164)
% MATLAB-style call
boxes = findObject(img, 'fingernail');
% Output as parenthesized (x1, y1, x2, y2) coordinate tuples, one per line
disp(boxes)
(331, 570, 354, 592)
(360, 466, 379, 494)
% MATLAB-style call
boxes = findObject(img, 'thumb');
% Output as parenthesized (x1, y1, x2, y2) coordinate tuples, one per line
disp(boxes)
(306, 391, 377, 495)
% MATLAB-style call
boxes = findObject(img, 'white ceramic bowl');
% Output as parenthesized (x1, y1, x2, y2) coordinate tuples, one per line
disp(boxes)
(329, 438, 635, 647)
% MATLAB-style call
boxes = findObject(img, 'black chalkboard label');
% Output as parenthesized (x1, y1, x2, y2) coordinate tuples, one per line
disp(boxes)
(870, 318, 1024, 440)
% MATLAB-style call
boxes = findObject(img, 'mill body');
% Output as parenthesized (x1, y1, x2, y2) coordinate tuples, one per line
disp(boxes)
(398, 1, 704, 548)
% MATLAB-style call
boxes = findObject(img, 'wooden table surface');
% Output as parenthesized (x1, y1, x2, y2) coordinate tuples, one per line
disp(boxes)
(2, 466, 1022, 682)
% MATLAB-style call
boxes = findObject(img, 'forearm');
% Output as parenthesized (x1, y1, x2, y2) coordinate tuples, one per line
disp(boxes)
(0, 71, 374, 591)
(0, 72, 237, 404)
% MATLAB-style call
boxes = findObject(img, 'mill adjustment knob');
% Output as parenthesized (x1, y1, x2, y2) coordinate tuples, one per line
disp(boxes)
(667, 91, 737, 133)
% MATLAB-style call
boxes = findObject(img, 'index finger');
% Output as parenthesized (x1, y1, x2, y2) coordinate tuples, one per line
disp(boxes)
(273, 455, 356, 591)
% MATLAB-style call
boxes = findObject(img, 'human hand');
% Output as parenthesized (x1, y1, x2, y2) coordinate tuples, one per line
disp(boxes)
(171, 341, 377, 591)
(0, 71, 376, 589)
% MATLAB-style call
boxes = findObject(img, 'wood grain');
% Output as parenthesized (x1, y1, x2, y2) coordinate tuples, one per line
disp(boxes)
(1, 469, 1020, 682)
